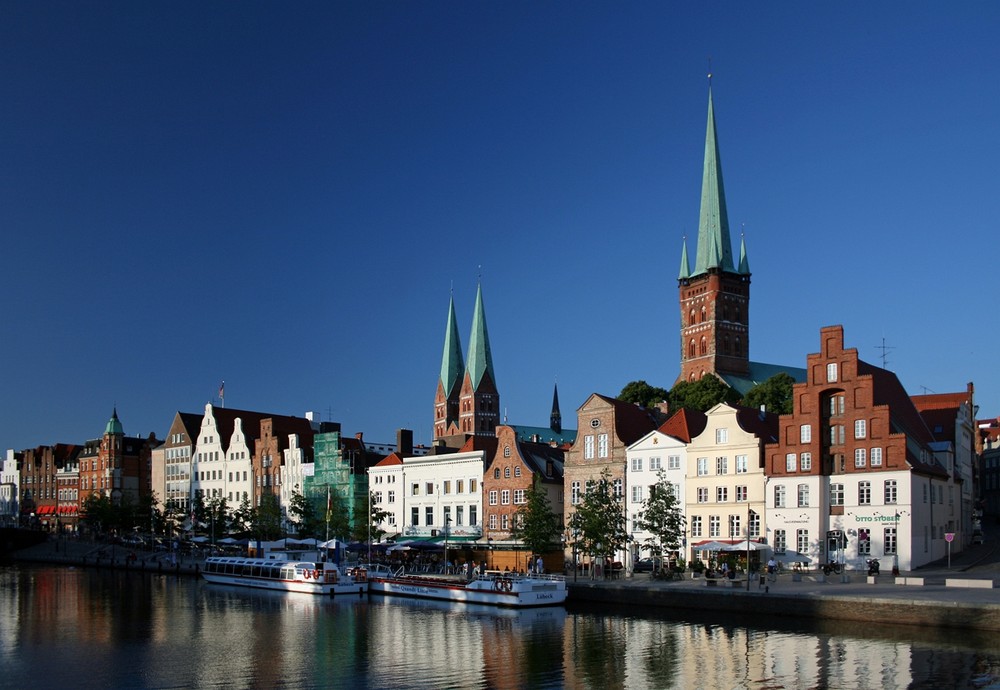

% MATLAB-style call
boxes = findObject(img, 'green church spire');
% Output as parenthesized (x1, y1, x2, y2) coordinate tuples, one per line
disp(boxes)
(439, 295, 464, 394)
(465, 283, 495, 390)
(693, 86, 735, 275)
(678, 236, 690, 280)
(738, 232, 750, 274)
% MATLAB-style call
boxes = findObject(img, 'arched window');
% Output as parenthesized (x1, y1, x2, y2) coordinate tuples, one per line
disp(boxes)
(688, 339, 696, 358)
(689, 309, 696, 326)
(699, 336, 707, 355)
(700, 306, 707, 323)
(735, 337, 742, 356)
(723, 335, 730, 354)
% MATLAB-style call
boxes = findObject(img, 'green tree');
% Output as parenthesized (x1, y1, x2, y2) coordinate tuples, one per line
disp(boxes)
(162, 499, 185, 538)
(350, 492, 391, 543)
(191, 492, 208, 533)
(137, 492, 163, 537)
(742, 372, 795, 415)
(252, 493, 283, 541)
(205, 496, 230, 541)
(510, 481, 561, 556)
(231, 497, 254, 535)
(618, 380, 670, 409)
(567, 468, 628, 575)
(634, 470, 686, 572)
(667, 375, 740, 412)
(289, 489, 325, 539)
(81, 493, 115, 536)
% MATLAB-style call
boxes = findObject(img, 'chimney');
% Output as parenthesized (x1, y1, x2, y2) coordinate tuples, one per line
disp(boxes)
(397, 429, 413, 457)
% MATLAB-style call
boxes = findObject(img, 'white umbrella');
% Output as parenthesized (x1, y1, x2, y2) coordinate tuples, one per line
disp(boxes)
(693, 541, 730, 552)
(721, 540, 770, 552)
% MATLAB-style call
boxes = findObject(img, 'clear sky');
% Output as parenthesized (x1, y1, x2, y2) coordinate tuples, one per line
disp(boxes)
(3, 2, 999, 452)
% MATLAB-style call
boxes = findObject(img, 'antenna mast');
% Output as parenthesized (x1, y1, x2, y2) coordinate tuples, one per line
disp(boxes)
(875, 336, 895, 369)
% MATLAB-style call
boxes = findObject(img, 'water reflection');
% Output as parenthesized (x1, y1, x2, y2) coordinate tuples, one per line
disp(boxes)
(1, 566, 998, 689)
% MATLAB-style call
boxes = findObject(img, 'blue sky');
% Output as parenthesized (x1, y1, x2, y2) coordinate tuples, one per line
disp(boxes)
(2, 2, 999, 451)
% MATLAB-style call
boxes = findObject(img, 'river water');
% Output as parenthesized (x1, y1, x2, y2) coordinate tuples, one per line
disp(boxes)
(1, 564, 998, 689)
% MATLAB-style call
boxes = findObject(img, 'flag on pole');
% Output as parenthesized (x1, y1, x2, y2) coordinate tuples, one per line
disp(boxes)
(218, 381, 225, 408)
(325, 486, 332, 524)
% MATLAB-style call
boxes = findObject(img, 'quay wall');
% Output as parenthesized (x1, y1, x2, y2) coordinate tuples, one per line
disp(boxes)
(568, 581, 1000, 633)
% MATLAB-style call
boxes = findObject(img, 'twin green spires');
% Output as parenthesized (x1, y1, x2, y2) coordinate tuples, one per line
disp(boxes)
(438, 283, 495, 394)
(679, 85, 749, 280)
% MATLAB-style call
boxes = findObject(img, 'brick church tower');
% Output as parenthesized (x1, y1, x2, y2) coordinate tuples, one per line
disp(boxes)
(677, 84, 751, 384)
(434, 283, 500, 440)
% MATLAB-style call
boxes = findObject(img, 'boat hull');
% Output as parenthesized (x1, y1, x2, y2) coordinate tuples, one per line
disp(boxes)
(201, 572, 367, 596)
(369, 573, 566, 608)
(201, 556, 369, 596)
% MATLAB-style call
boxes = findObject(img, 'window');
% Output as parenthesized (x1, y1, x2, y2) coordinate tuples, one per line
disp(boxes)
(826, 362, 838, 382)
(456, 505, 464, 525)
(729, 514, 741, 538)
(613, 478, 623, 497)
(411, 507, 419, 526)
(736, 485, 748, 502)
(884, 527, 897, 555)
(858, 481, 871, 505)
(470, 505, 477, 526)
(668, 455, 681, 470)
(748, 510, 760, 538)
(709, 515, 720, 538)
(697, 458, 709, 476)
(855, 420, 867, 439)
(922, 483, 928, 503)
(828, 395, 845, 416)
(501, 489, 510, 505)
(571, 481, 581, 505)
(412, 483, 419, 496)
(736, 455, 748, 474)
(426, 482, 434, 495)
(830, 425, 845, 445)
(830, 483, 844, 506)
(797, 484, 810, 507)
(425, 507, 433, 526)
(800, 425, 812, 443)
(871, 448, 883, 467)
(443, 481, 451, 494)
(489, 490, 498, 506)
(716, 428, 729, 444)
(501, 514, 509, 530)
(503, 446, 511, 457)
(457, 480, 464, 494)
(631, 485, 643, 503)
(858, 528, 871, 555)
(884, 480, 897, 504)
(697, 487, 709, 503)
(388, 490, 395, 504)
(489, 514, 498, 530)
(716, 457, 728, 475)
(631, 457, 643, 472)
(584, 435, 594, 459)
(691, 516, 702, 537)
(716, 486, 728, 502)
(598, 434, 609, 458)
(504, 467, 511, 478)
(786, 453, 797, 472)
(774, 484, 787, 508)
(514, 467, 521, 477)
(855, 448, 867, 468)
(796, 529, 809, 554)
(774, 529, 787, 554)
(494, 467, 500, 479)
(513, 489, 525, 504)
(650, 457, 662, 471)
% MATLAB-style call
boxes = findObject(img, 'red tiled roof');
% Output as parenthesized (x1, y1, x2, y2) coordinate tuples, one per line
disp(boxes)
(658, 408, 707, 443)
(373, 453, 404, 467)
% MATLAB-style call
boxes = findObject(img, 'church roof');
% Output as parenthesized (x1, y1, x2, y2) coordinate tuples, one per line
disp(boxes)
(717, 361, 808, 397)
(508, 424, 577, 446)
(693, 86, 736, 276)
(465, 283, 495, 391)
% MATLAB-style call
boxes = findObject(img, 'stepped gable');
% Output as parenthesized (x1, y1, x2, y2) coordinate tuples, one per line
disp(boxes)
(657, 408, 707, 443)
(209, 407, 315, 459)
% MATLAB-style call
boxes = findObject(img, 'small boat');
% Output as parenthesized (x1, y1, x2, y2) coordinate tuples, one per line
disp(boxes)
(368, 567, 567, 607)
(202, 554, 369, 596)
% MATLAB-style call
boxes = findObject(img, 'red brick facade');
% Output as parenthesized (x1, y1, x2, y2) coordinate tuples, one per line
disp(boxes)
(678, 270, 750, 383)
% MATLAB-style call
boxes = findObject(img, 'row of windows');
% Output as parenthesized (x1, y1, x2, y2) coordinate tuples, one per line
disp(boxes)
(410, 479, 478, 496)
(488, 512, 523, 531)
(630, 483, 679, 503)
(488, 489, 527, 505)
(493, 466, 521, 479)
(695, 455, 750, 476)
(630, 456, 684, 472)
(409, 505, 478, 527)
(773, 527, 897, 556)
(690, 512, 760, 538)
(695, 485, 749, 503)
(570, 478, 624, 505)
(775, 479, 898, 508)
(583, 434, 610, 460)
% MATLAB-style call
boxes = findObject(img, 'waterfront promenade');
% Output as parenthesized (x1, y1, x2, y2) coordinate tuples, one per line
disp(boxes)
(12, 534, 1000, 631)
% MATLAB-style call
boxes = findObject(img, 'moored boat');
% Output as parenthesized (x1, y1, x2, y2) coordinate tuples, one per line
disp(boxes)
(368, 567, 566, 607)
(202, 554, 369, 596)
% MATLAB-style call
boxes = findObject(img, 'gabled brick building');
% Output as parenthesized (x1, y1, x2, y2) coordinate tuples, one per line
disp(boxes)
(765, 325, 956, 571)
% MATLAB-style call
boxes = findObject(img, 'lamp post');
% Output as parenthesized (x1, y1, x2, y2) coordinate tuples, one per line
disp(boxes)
(487, 536, 493, 570)
(572, 529, 579, 583)
(444, 516, 451, 574)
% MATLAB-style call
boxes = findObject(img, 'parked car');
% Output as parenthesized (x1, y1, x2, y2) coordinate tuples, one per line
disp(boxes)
(633, 558, 656, 573)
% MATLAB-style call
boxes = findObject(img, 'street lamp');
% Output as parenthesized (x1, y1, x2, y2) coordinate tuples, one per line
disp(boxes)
(444, 516, 451, 573)
(487, 537, 493, 570)
(571, 529, 580, 583)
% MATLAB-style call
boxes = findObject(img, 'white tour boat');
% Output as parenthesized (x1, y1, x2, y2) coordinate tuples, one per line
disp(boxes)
(202, 554, 369, 596)
(367, 567, 567, 607)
